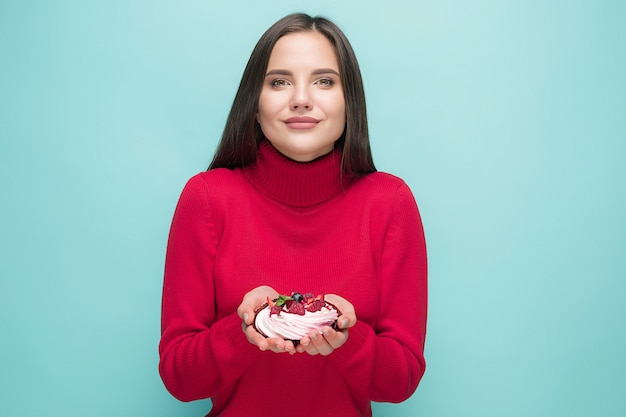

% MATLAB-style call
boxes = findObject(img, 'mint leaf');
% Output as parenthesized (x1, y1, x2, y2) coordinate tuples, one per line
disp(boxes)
(275, 294, 293, 307)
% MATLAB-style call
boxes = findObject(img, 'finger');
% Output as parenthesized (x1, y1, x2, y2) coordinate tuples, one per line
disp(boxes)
(323, 326, 348, 349)
(325, 294, 354, 311)
(244, 323, 269, 351)
(302, 340, 320, 356)
(284, 340, 296, 355)
(324, 294, 357, 328)
(299, 334, 320, 355)
(270, 338, 296, 355)
(237, 305, 255, 325)
(297, 336, 311, 353)
(309, 331, 333, 356)
(266, 337, 289, 353)
(337, 314, 356, 329)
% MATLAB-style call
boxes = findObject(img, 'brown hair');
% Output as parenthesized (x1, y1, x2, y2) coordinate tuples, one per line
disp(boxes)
(209, 13, 375, 176)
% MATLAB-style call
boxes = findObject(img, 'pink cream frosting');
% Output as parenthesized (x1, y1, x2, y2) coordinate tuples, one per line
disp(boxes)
(254, 305, 338, 340)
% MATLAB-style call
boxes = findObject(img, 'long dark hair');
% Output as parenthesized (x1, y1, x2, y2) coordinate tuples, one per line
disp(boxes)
(209, 13, 375, 176)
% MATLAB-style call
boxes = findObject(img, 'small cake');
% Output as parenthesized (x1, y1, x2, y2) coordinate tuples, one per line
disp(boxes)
(254, 292, 340, 344)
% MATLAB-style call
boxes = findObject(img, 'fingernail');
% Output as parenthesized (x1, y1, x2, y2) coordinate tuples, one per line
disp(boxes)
(341, 319, 348, 328)
(310, 333, 317, 341)
(322, 328, 330, 336)
(243, 313, 249, 322)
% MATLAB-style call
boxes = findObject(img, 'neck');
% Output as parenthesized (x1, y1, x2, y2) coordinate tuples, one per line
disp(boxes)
(243, 141, 349, 207)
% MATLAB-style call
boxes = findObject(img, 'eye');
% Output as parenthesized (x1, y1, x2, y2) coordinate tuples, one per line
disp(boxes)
(315, 77, 335, 88)
(270, 79, 290, 88)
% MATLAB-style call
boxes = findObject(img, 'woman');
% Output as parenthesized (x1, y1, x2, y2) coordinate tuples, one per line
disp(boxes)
(159, 13, 427, 417)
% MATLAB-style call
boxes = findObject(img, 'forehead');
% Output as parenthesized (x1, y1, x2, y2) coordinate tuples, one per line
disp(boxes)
(267, 31, 339, 70)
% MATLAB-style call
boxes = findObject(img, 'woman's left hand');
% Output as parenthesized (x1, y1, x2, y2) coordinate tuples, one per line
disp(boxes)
(237, 285, 298, 354)
(296, 294, 357, 355)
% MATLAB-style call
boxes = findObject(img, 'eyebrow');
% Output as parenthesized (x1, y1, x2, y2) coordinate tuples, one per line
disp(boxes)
(265, 68, 340, 77)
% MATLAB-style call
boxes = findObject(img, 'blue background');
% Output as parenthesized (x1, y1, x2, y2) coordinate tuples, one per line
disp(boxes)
(1, 1, 625, 416)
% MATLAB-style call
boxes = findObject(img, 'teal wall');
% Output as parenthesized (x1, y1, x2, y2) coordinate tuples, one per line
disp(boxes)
(1, 1, 625, 415)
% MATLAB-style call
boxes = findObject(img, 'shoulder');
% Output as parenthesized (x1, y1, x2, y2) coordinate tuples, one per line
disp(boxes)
(182, 168, 246, 195)
(351, 171, 415, 201)
(348, 171, 421, 222)
(176, 168, 247, 208)
(359, 171, 407, 186)
(188, 168, 244, 186)
(172, 169, 247, 231)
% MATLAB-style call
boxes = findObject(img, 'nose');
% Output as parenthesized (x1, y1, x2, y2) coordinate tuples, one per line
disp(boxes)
(289, 84, 313, 111)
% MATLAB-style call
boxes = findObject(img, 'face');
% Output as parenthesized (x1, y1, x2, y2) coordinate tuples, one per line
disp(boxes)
(257, 31, 346, 162)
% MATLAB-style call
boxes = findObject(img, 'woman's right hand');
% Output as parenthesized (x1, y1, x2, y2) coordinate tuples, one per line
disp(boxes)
(236, 285, 298, 354)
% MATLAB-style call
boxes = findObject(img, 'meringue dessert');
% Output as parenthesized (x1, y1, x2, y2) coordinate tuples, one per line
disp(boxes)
(254, 292, 339, 343)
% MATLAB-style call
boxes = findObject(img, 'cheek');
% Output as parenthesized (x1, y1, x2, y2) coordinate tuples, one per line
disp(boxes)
(257, 104, 271, 124)
(258, 95, 282, 121)
(331, 99, 346, 125)
(326, 101, 346, 137)
(257, 92, 269, 119)
(328, 92, 346, 118)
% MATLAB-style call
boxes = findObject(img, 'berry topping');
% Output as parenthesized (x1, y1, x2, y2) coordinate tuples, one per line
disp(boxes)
(287, 302, 305, 315)
(265, 291, 331, 316)
(270, 305, 282, 316)
(307, 299, 326, 313)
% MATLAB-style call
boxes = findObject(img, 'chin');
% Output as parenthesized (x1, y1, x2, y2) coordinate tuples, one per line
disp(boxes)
(271, 141, 336, 162)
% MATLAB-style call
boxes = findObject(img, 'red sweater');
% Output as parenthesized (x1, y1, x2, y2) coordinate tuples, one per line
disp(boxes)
(159, 141, 427, 417)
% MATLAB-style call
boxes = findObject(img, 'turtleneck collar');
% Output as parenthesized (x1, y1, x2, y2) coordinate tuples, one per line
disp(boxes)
(243, 140, 349, 207)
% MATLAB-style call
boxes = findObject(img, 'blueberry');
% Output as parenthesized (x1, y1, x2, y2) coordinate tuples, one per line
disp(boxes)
(292, 292, 304, 303)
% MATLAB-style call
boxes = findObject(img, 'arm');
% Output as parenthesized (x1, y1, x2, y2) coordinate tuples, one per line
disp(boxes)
(329, 182, 428, 403)
(158, 175, 260, 402)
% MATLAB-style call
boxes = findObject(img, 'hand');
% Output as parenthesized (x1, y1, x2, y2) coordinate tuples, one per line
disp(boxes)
(237, 285, 297, 355)
(296, 294, 357, 355)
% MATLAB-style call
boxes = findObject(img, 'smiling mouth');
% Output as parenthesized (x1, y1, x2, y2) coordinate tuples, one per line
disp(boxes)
(285, 117, 320, 129)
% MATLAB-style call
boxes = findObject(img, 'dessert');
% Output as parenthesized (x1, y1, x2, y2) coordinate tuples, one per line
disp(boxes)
(254, 292, 340, 344)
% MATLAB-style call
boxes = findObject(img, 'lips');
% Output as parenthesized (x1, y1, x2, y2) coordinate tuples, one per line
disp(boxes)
(284, 116, 320, 129)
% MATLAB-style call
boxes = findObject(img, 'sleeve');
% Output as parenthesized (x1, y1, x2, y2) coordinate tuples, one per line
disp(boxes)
(329, 182, 428, 403)
(158, 174, 261, 402)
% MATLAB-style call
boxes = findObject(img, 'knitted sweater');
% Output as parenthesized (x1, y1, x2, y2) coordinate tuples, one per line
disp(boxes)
(159, 140, 427, 417)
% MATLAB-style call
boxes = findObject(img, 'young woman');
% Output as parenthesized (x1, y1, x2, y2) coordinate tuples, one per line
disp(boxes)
(159, 13, 427, 417)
